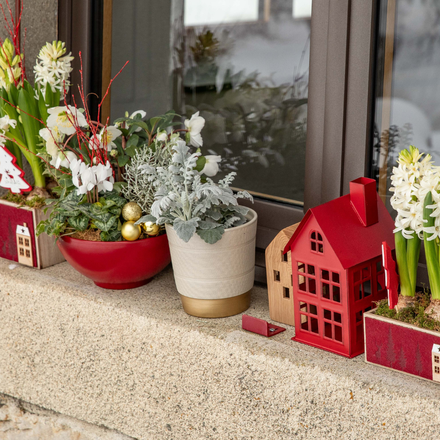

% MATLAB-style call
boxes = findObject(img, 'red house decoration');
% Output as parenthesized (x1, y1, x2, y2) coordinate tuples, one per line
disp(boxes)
(283, 177, 395, 358)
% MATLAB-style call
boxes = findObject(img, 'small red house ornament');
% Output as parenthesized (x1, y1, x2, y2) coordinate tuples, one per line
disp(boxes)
(283, 177, 395, 358)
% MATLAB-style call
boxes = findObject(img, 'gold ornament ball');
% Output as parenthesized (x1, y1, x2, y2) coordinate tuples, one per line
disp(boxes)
(143, 221, 160, 237)
(121, 221, 142, 241)
(122, 202, 142, 222)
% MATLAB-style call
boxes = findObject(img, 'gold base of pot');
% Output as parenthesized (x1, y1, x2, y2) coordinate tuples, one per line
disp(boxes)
(180, 291, 251, 318)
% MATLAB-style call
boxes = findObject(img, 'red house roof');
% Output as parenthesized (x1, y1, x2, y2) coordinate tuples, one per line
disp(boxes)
(284, 183, 395, 269)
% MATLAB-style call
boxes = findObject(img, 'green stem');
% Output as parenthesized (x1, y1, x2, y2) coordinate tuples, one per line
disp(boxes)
(395, 231, 413, 297)
(8, 133, 46, 188)
(424, 192, 440, 299)
(406, 235, 421, 296)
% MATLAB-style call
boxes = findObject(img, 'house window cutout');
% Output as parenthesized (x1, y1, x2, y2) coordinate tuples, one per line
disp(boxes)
(435, 355, 439, 364)
(283, 287, 290, 299)
(282, 251, 288, 262)
(299, 301, 319, 334)
(310, 231, 324, 254)
(274, 270, 280, 282)
(323, 308, 344, 344)
(18, 237, 23, 245)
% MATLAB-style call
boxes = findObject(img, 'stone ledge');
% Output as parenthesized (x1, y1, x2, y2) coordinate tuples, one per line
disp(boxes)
(0, 258, 440, 439)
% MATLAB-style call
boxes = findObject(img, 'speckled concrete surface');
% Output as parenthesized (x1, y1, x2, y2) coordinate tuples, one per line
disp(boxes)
(0, 393, 134, 439)
(1, 257, 440, 439)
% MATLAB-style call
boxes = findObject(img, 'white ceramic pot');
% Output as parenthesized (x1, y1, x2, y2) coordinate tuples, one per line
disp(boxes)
(165, 208, 257, 318)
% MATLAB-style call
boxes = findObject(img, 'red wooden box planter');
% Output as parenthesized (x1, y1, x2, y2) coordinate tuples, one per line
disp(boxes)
(0, 199, 64, 269)
(364, 309, 440, 383)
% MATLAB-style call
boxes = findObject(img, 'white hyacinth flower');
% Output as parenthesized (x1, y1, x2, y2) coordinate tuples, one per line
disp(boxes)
(184, 111, 205, 148)
(34, 41, 73, 96)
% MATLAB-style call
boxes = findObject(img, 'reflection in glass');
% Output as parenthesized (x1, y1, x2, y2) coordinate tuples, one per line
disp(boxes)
(111, 0, 311, 204)
(372, 0, 440, 207)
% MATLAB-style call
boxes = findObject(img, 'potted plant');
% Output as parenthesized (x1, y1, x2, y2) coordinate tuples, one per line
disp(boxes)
(0, 3, 69, 268)
(35, 51, 227, 289)
(364, 146, 440, 382)
(136, 140, 257, 318)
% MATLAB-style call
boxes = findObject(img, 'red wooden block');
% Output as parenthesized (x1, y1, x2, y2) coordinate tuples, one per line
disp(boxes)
(242, 315, 286, 337)
(382, 241, 399, 310)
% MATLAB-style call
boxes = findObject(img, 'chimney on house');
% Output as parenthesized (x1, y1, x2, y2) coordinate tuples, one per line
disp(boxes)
(349, 177, 378, 227)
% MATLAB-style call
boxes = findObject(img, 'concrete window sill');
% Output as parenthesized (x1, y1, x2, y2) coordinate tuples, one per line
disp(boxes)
(0, 258, 439, 439)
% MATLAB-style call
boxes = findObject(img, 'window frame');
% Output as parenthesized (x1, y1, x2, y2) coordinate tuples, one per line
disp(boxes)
(58, 0, 378, 283)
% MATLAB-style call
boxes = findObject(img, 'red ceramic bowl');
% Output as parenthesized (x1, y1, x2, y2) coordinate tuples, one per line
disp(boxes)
(57, 234, 171, 290)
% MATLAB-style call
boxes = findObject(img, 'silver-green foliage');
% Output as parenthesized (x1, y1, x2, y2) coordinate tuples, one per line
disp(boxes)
(122, 142, 173, 213)
(138, 140, 253, 244)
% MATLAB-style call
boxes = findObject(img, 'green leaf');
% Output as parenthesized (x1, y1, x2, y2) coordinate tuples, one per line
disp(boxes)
(94, 215, 117, 232)
(101, 229, 121, 242)
(172, 217, 199, 243)
(68, 215, 89, 231)
(37, 88, 49, 123)
(18, 87, 41, 153)
(126, 134, 139, 149)
(196, 226, 225, 244)
(195, 155, 206, 172)
(118, 154, 130, 167)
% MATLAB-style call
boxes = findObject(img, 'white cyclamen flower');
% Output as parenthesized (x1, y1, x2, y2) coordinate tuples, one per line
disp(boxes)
(201, 155, 221, 177)
(184, 111, 205, 148)
(98, 125, 122, 151)
(70, 159, 114, 195)
(47, 105, 88, 135)
(94, 161, 114, 192)
(51, 150, 76, 169)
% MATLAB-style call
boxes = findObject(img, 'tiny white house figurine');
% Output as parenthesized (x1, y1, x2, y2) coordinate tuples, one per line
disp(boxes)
(16, 223, 33, 267)
(432, 344, 440, 383)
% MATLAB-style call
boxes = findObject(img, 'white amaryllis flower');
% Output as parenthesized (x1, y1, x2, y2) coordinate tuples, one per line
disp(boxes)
(47, 105, 88, 135)
(0, 115, 17, 131)
(97, 125, 122, 151)
(34, 41, 73, 96)
(184, 112, 205, 148)
(39, 126, 65, 157)
(201, 155, 221, 177)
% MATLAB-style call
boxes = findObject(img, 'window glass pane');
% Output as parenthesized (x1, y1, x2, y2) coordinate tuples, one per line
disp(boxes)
(111, 0, 312, 204)
(184, 0, 259, 26)
(372, 0, 440, 206)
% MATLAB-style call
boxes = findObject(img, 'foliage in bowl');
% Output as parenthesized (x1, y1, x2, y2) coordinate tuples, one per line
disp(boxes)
(136, 140, 253, 244)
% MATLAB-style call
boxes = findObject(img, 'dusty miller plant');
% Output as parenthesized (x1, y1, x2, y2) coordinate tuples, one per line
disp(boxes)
(137, 140, 253, 244)
(122, 141, 173, 213)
